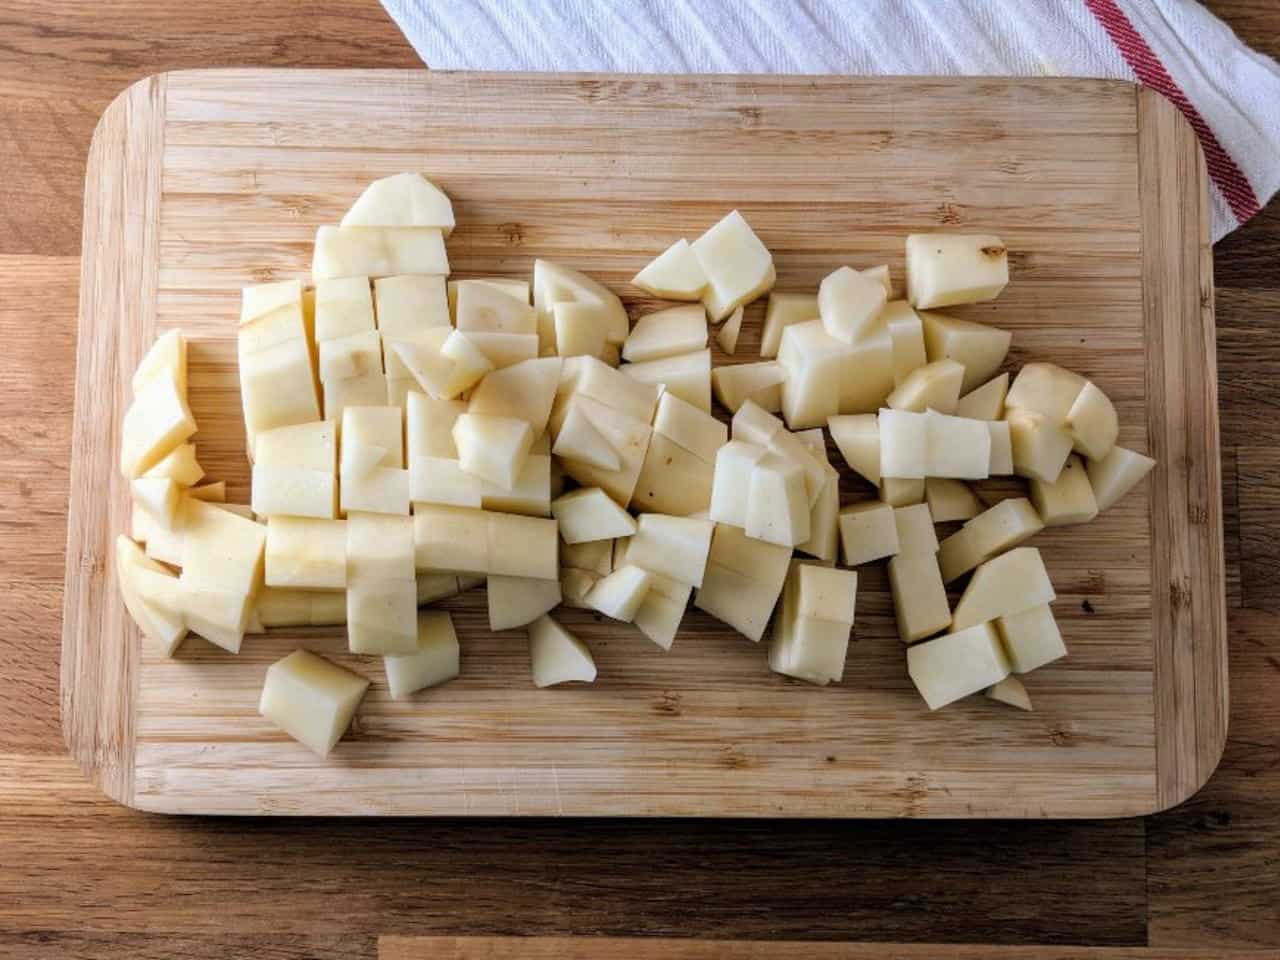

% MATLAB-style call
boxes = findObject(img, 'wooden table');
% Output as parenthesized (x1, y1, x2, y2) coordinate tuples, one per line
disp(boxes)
(1, 2, 1276, 957)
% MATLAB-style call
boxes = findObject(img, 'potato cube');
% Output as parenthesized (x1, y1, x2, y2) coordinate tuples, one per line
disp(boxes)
(348, 577, 418, 654)
(1008, 410, 1073, 483)
(731, 397, 783, 446)
(882, 300, 927, 386)
(716, 305, 744, 354)
(1065, 381, 1119, 461)
(956, 373, 1008, 421)
(634, 580, 691, 651)
(818, 265, 887, 344)
(926, 409, 992, 479)
(622, 349, 711, 413)
(479, 453, 551, 517)
(465, 331, 540, 370)
(323, 370, 388, 423)
(133, 328, 189, 398)
(533, 260, 630, 347)
(1087, 445, 1156, 512)
(894, 503, 938, 556)
(342, 173, 455, 233)
(448, 278, 530, 318)
(797, 475, 840, 562)
(180, 498, 266, 597)
(408, 455, 482, 508)
(828, 414, 880, 486)
(775, 320, 839, 429)
(906, 234, 1009, 310)
(623, 304, 707, 362)
(487, 512, 559, 580)
(406, 392, 465, 460)
(920, 310, 1012, 394)
(586, 564, 652, 621)
(456, 281, 537, 335)
(374, 274, 449, 336)
(626, 513, 715, 587)
(131, 477, 180, 530)
(265, 516, 346, 589)
(632, 432, 715, 517)
(239, 301, 308, 356)
(690, 209, 775, 320)
(241, 279, 303, 327)
(794, 564, 858, 624)
(745, 452, 810, 547)
(142, 443, 203, 487)
(346, 511, 415, 583)
(907, 622, 1011, 710)
(572, 355, 663, 423)
(879, 408, 928, 480)
(467, 356, 563, 435)
(1006, 362, 1086, 421)
(709, 440, 768, 527)
(453, 413, 534, 490)
(937, 496, 1043, 582)
(559, 568, 599, 609)
(632, 238, 708, 301)
(259, 649, 369, 756)
(838, 501, 899, 566)
(653, 392, 726, 463)
(488, 575, 561, 631)
(554, 395, 653, 508)
(341, 461, 409, 516)
(768, 614, 854, 685)
(925, 478, 982, 522)
(417, 573, 461, 605)
(1030, 454, 1098, 526)
(315, 276, 375, 341)
(552, 399, 621, 471)
(886, 359, 965, 415)
(561, 538, 613, 577)
(384, 610, 460, 698)
(312, 225, 449, 281)
(711, 361, 786, 413)
(952, 546, 1056, 631)
(693, 523, 791, 642)
(996, 603, 1067, 673)
(116, 536, 187, 656)
(413, 504, 490, 574)
(319, 328, 383, 382)
(986, 675, 1033, 710)
(252, 465, 338, 520)
(552, 302, 608, 359)
(240, 337, 322, 445)
(987, 420, 1014, 475)
(760, 292, 818, 359)
(880, 477, 925, 507)
(552, 487, 637, 543)
(528, 615, 597, 687)
(121, 367, 197, 478)
(888, 551, 952, 643)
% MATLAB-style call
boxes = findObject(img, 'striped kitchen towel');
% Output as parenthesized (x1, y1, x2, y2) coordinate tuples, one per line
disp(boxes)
(381, 0, 1280, 240)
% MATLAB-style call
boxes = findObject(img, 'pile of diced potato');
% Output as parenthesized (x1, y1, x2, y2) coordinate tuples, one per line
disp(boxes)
(117, 173, 1156, 757)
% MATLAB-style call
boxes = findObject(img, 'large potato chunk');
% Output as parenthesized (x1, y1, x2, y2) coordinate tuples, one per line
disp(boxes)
(259, 649, 369, 756)
(528, 615, 596, 687)
(818, 266, 887, 345)
(632, 238, 708, 301)
(1087, 445, 1156, 512)
(690, 210, 776, 321)
(907, 622, 1010, 710)
(312, 226, 449, 280)
(952, 546, 1056, 632)
(623, 304, 707, 362)
(920, 311, 1012, 394)
(341, 173, 455, 234)
(906, 234, 1009, 309)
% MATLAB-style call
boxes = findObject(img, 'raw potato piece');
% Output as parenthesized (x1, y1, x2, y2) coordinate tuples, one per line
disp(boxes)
(626, 513, 715, 588)
(529, 615, 597, 687)
(888, 552, 952, 643)
(819, 266, 887, 345)
(347, 512, 417, 655)
(653, 392, 727, 464)
(552, 487, 637, 543)
(312, 226, 449, 280)
(467, 331, 540, 369)
(561, 538, 613, 578)
(413, 505, 490, 575)
(863, 264, 893, 296)
(633, 575, 692, 651)
(694, 524, 792, 642)
(716, 306, 743, 354)
(265, 516, 347, 589)
(116, 536, 187, 656)
(920, 311, 1012, 394)
(131, 477, 180, 530)
(760, 292, 818, 359)
(143, 443, 203, 487)
(449, 278, 530, 318)
(623, 349, 712, 413)
(479, 453, 552, 516)
(384, 610, 460, 698)
(488, 576, 561, 631)
(745, 452, 810, 547)
(1008, 409, 1073, 483)
(486, 513, 560, 580)
(711, 361, 786, 413)
(571, 355, 663, 424)
(314, 276, 375, 341)
(709, 440, 767, 527)
(556, 396, 654, 508)
(259, 649, 369, 756)
(926, 478, 982, 522)
(778, 319, 889, 427)
(341, 173, 455, 234)
(1065, 381, 1119, 460)
(121, 368, 197, 478)
(391, 329, 483, 400)
(1030, 455, 1098, 526)
(893, 503, 938, 556)
(587, 564, 652, 622)
(769, 563, 858, 686)
(319, 329, 382, 381)
(937, 496, 1043, 583)
(925, 410, 992, 479)
(1087, 445, 1157, 512)
(878, 408, 928, 480)
(632, 432, 716, 517)
(553, 302, 607, 359)
(374, 274, 450, 339)
(468, 357, 563, 435)
(1006, 363, 1086, 420)
(623, 304, 707, 362)
(907, 622, 1010, 710)
(997, 603, 1067, 673)
(797, 474, 840, 563)
(632, 238, 709, 300)
(986, 675, 1033, 711)
(952, 547, 1056, 631)
(886, 359, 965, 414)
(987, 420, 1014, 475)
(880, 477, 925, 507)
(690, 209, 776, 321)
(906, 234, 1009, 310)
(552, 400, 620, 471)
(407, 392, 465, 459)
(410, 456, 483, 508)
(838, 501, 899, 567)
(453, 413, 534, 490)
(133, 329, 188, 396)
(534, 260, 630, 347)
(828, 414, 880, 486)
(559, 568, 599, 609)
(882, 300, 928, 386)
(456, 282, 536, 335)
(956, 373, 1008, 421)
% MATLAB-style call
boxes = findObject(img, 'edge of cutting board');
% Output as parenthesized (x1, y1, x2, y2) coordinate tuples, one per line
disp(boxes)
(59, 70, 1227, 817)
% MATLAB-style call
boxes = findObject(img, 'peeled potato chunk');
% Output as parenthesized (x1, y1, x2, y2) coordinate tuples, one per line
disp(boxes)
(529, 615, 597, 687)
(259, 649, 369, 756)
(818, 265, 887, 345)
(907, 622, 1010, 710)
(690, 209, 775, 321)
(1087, 445, 1156, 512)
(632, 238, 708, 300)
(384, 610, 461, 698)
(906, 233, 1009, 310)
(341, 172, 455, 235)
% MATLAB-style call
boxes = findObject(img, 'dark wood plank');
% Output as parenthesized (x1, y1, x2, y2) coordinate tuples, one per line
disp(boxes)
(0, 933, 371, 960)
(1236, 448, 1280, 608)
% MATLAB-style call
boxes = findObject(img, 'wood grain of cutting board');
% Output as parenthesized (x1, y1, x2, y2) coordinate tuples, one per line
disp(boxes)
(61, 70, 1226, 817)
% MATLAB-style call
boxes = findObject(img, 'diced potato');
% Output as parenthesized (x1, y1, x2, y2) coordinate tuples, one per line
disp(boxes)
(409, 455, 482, 508)
(879, 408, 928, 479)
(777, 319, 894, 429)
(925, 478, 982, 522)
(323, 370, 388, 423)
(559, 567, 599, 609)
(528, 615, 596, 687)
(131, 477, 180, 531)
(257, 419, 338, 470)
(141, 443, 202, 489)
(555, 395, 654, 508)
(312, 226, 449, 281)
(240, 300, 309, 356)
(693, 523, 792, 642)
(818, 265, 887, 345)
(561, 538, 613, 577)
(1087, 445, 1156, 512)
(622, 349, 711, 413)
(488, 575, 561, 631)
(920, 311, 1012, 394)
(797, 475, 840, 562)
(552, 302, 608, 359)
(340, 461, 410, 516)
(716, 306, 743, 355)
(632, 238, 708, 300)
(406, 392, 465, 460)
(341, 439, 389, 480)
(341, 173, 455, 234)
(893, 503, 938, 556)
(132, 329, 189, 402)
(690, 209, 775, 320)
(465, 331, 541, 370)
(252, 463, 337, 520)
(634, 577, 691, 651)
(319, 328, 382, 382)
(552, 487, 637, 543)
(745, 452, 810, 547)
(486, 512, 559, 580)
(709, 440, 768, 528)
(888, 552, 952, 643)
(632, 432, 715, 517)
(241, 279, 303, 326)
(121, 367, 197, 478)
(346, 511, 415, 585)
(626, 513, 715, 588)
(552, 399, 621, 471)
(1008, 409, 1073, 483)
(314, 276, 375, 341)
(1030, 454, 1098, 526)
(793, 564, 858, 624)
(880, 477, 925, 507)
(452, 413, 534, 490)
(987, 420, 1014, 475)
(116, 536, 187, 656)
(571, 355, 663, 424)
(996, 603, 1067, 673)
(1064, 381, 1119, 461)
(731, 397, 782, 446)
(907, 622, 1010, 710)
(838, 501, 900, 566)
(925, 409, 992, 479)
(255, 587, 312, 628)
(348, 577, 418, 654)
(374, 274, 450, 339)
(259, 649, 369, 755)
(886, 358, 965, 414)
(937, 497, 1043, 583)
(586, 564, 652, 622)
(768, 562, 856, 686)
(623, 304, 707, 362)
(952, 546, 1056, 631)
(456, 281, 537, 336)
(986, 675, 1033, 710)
(711, 361, 786, 413)
(828, 414, 880, 486)
(383, 610, 460, 699)
(653, 392, 726, 463)
(179, 498, 266, 597)
(467, 356, 563, 435)
(264, 516, 346, 589)
(448, 278, 530, 318)
(1006, 362, 1086, 420)
(412, 328, 493, 398)
(478, 454, 552, 517)
(533, 260, 630, 348)
(760, 292, 818, 359)
(906, 234, 1009, 310)
(413, 504, 490, 574)
(956, 372, 1008, 421)
(416, 573, 461, 605)
(729, 405, 823, 506)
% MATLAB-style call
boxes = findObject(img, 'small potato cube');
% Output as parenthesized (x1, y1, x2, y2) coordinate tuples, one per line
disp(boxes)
(907, 622, 1010, 710)
(653, 392, 727, 464)
(952, 546, 1056, 631)
(528, 615, 596, 687)
(413, 504, 490, 574)
(486, 512, 559, 580)
(312, 225, 449, 281)
(956, 373, 1009, 421)
(711, 361, 786, 413)
(315, 276, 375, 341)
(552, 399, 621, 471)
(887, 359, 965, 415)
(265, 516, 347, 589)
(708, 440, 767, 529)
(1006, 362, 1086, 420)
(341, 463, 410, 516)
(1030, 454, 1098, 526)
(448, 278, 529, 318)
(925, 478, 982, 523)
(796, 475, 839, 563)
(838, 501, 899, 566)
(553, 395, 654, 509)
(626, 513, 715, 587)
(406, 392, 465, 460)
(715, 305, 743, 354)
(553, 302, 607, 359)
(622, 349, 712, 413)
(634, 580, 691, 651)
(996, 603, 1067, 674)
(987, 420, 1014, 475)
(883, 300, 927, 386)
(488, 575, 562, 631)
(456, 281, 536, 335)
(794, 564, 857, 625)
(1087, 445, 1156, 512)
(467, 356, 563, 435)
(348, 578, 419, 654)
(552, 487, 637, 544)
(632, 432, 715, 517)
(259, 649, 369, 756)
(346, 511, 415, 583)
(133, 328, 189, 396)
(745, 452, 810, 547)
(121, 367, 197, 478)
(623, 304, 707, 363)
(142, 443, 203, 487)
(453, 413, 534, 490)
(1065, 381, 1119, 461)
(920, 310, 1012, 394)
(888, 552, 952, 643)
(374, 274, 450, 338)
(586, 564, 652, 622)
(760, 292, 818, 359)
(828, 414, 881, 486)
(319, 328, 383, 382)
(632, 238, 708, 301)
(893, 503, 938, 556)
(409, 455, 483, 508)
(906, 234, 1009, 310)
(179, 498, 266, 597)
(384, 610, 460, 698)
(690, 209, 775, 320)
(937, 496, 1043, 583)
(693, 523, 792, 642)
(1008, 409, 1073, 483)
(878, 408, 928, 480)
(925, 409, 992, 479)
(818, 265, 887, 345)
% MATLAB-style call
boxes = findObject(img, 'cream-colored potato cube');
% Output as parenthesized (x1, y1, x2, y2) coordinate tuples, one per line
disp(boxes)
(711, 361, 785, 413)
(938, 496, 1043, 582)
(730, 397, 782, 446)
(797, 475, 840, 562)
(383, 610, 460, 698)
(559, 567, 599, 608)
(342, 173, 455, 234)
(1006, 362, 1086, 420)
(768, 614, 854, 686)
(131, 477, 180, 530)
(478, 454, 551, 517)
(180, 579, 255, 652)
(956, 373, 1008, 421)
(996, 603, 1066, 673)
(346, 510, 415, 583)
(555, 395, 654, 508)
(906, 234, 1009, 310)
(894, 503, 938, 556)
(882, 300, 927, 386)
(341, 440, 389, 480)
(838, 501, 899, 566)
(406, 392, 465, 460)
(879, 408, 928, 480)
(987, 419, 1014, 475)
(121, 367, 197, 478)
(653, 391, 726, 463)
(920, 310, 1012, 394)
(1087, 445, 1156, 512)
(465, 331, 540, 370)
(314, 276, 375, 341)
(690, 209, 775, 320)
(254, 587, 311, 628)
(438, 329, 497, 393)
(888, 551, 952, 643)
(925, 478, 982, 522)
(632, 432, 715, 517)
(552, 487, 637, 543)
(776, 320, 885, 429)
(348, 577, 418, 654)
(259, 649, 369, 755)
(552, 302, 607, 360)
(390, 329, 464, 399)
(341, 457, 410, 516)
(819, 265, 887, 345)
(693, 523, 791, 641)
(793, 563, 858, 625)
(863, 264, 893, 296)
(417, 573, 461, 605)
(456, 281, 536, 336)
(759, 425, 828, 507)
(1008, 409, 1073, 483)
(409, 456, 483, 508)
(529, 615, 596, 687)
(880, 477, 925, 507)
(265, 516, 346, 589)
(622, 349, 711, 413)
(986, 675, 1033, 710)
(319, 328, 382, 382)
(142, 443, 203, 487)
(116, 536, 187, 656)
(571, 355, 663, 424)
(552, 399, 621, 471)
(926, 409, 992, 479)
(467, 356, 563, 435)
(1030, 454, 1098, 526)
(138, 506, 184, 566)
(239, 300, 308, 356)
(413, 504, 490, 574)
(634, 577, 691, 651)
(312, 225, 449, 281)
(627, 513, 714, 587)
(241, 279, 303, 327)
(323, 370, 388, 423)
(240, 337, 322, 442)
(488, 575, 561, 631)
(716, 305, 744, 355)
(252, 461, 338, 520)
(907, 622, 1010, 710)
(453, 413, 533, 490)
(533, 260, 629, 347)
(708, 440, 767, 527)
(586, 564, 652, 622)
(886, 358, 965, 414)
(1064, 381, 1119, 461)
(561, 538, 613, 577)
(374, 274, 450, 339)
(952, 546, 1055, 631)
(828, 414, 880, 486)
(487, 512, 559, 580)
(257, 420, 338, 470)
(179, 498, 266, 597)
(133, 328, 188, 399)
(448, 278, 530, 319)
(745, 452, 810, 547)
(623, 304, 707, 363)
(632, 238, 708, 300)
(760, 292, 818, 359)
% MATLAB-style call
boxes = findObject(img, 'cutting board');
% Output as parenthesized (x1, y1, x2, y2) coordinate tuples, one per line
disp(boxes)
(62, 70, 1226, 817)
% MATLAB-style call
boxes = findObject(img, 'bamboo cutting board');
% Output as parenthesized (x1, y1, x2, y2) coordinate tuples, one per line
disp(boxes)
(62, 70, 1226, 817)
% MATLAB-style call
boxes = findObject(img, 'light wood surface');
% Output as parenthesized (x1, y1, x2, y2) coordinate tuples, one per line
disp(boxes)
(60, 69, 1224, 818)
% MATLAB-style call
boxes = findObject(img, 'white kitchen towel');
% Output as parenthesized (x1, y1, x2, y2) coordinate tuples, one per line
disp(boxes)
(381, 0, 1280, 240)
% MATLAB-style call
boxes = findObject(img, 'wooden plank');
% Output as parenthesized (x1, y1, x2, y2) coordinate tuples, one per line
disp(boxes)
(1136, 87, 1229, 811)
(1237, 448, 1280, 607)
